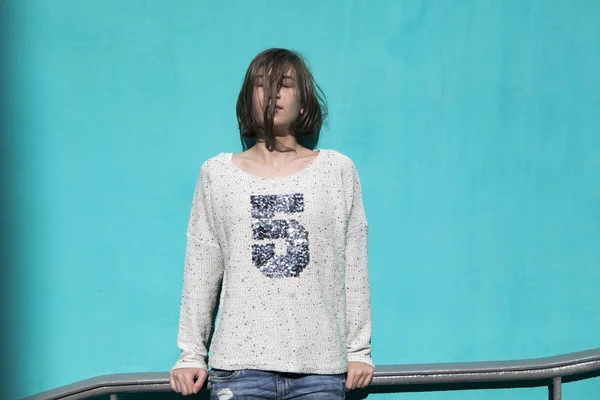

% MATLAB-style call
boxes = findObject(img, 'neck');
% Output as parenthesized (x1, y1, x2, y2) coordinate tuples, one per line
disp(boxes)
(252, 136, 303, 163)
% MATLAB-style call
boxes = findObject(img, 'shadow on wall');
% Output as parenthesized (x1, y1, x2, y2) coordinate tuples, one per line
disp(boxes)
(0, 1, 18, 398)
(112, 368, 599, 400)
(103, 366, 600, 400)
(86, 391, 362, 400)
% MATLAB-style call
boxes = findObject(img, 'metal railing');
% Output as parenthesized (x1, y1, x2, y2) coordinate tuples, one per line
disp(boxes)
(22, 347, 600, 400)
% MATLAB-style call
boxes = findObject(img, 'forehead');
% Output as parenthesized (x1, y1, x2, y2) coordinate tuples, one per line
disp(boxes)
(256, 65, 297, 78)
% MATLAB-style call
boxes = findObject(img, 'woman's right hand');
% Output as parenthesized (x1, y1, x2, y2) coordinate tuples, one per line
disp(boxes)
(169, 368, 208, 395)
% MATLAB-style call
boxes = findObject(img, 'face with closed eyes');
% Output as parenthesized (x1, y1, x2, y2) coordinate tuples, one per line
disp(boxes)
(253, 68, 303, 134)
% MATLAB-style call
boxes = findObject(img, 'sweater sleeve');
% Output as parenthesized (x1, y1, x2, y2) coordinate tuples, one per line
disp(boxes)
(344, 160, 374, 368)
(171, 163, 224, 371)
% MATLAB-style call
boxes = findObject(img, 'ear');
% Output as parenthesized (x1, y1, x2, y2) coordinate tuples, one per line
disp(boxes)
(300, 108, 304, 114)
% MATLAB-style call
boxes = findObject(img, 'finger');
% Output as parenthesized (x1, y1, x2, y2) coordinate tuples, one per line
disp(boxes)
(347, 370, 358, 391)
(345, 370, 355, 391)
(172, 374, 182, 394)
(357, 370, 371, 388)
(193, 370, 207, 393)
(169, 374, 176, 392)
(176, 377, 185, 396)
(185, 372, 196, 395)
(193, 378, 203, 393)
(351, 371, 362, 390)
(178, 375, 190, 396)
(364, 370, 374, 387)
(355, 371, 366, 389)
(174, 376, 183, 395)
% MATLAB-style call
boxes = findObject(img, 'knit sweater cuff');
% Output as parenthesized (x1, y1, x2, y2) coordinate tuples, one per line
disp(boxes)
(170, 358, 208, 372)
(347, 353, 375, 369)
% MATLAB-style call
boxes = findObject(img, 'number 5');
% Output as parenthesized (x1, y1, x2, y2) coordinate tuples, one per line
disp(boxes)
(250, 193, 310, 278)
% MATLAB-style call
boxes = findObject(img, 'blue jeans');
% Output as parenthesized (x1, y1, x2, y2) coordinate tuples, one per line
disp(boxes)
(208, 369, 346, 399)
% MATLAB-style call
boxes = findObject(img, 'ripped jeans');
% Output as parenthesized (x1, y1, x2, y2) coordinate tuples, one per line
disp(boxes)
(208, 369, 346, 400)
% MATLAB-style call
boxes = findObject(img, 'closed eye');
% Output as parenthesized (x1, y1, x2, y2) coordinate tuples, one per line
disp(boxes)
(281, 77, 295, 87)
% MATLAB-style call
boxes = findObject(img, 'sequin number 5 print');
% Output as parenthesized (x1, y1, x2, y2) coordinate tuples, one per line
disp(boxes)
(250, 193, 309, 278)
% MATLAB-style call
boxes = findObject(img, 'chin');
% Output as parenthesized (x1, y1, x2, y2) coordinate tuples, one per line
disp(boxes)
(273, 117, 294, 127)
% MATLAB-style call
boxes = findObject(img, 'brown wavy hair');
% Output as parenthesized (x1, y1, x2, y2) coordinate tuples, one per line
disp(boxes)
(236, 48, 328, 151)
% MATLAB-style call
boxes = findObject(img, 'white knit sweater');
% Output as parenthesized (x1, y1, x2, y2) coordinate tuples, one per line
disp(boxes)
(172, 149, 373, 374)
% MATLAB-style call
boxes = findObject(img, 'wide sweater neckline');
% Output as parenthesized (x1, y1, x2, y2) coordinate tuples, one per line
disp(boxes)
(221, 149, 326, 181)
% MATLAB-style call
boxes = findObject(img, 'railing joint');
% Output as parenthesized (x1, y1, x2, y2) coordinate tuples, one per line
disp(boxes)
(549, 376, 562, 400)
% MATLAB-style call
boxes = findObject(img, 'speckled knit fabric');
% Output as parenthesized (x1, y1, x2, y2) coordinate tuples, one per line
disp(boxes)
(171, 149, 373, 374)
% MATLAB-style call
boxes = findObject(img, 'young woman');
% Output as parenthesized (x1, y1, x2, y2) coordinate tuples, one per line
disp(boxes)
(169, 48, 373, 399)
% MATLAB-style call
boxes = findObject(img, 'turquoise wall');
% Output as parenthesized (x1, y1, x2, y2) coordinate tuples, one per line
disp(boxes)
(8, 1, 600, 399)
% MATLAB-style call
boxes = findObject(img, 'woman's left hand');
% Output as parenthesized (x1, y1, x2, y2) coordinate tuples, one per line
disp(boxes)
(345, 361, 374, 391)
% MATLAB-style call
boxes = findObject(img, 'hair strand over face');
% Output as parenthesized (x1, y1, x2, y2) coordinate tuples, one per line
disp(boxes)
(236, 48, 328, 152)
